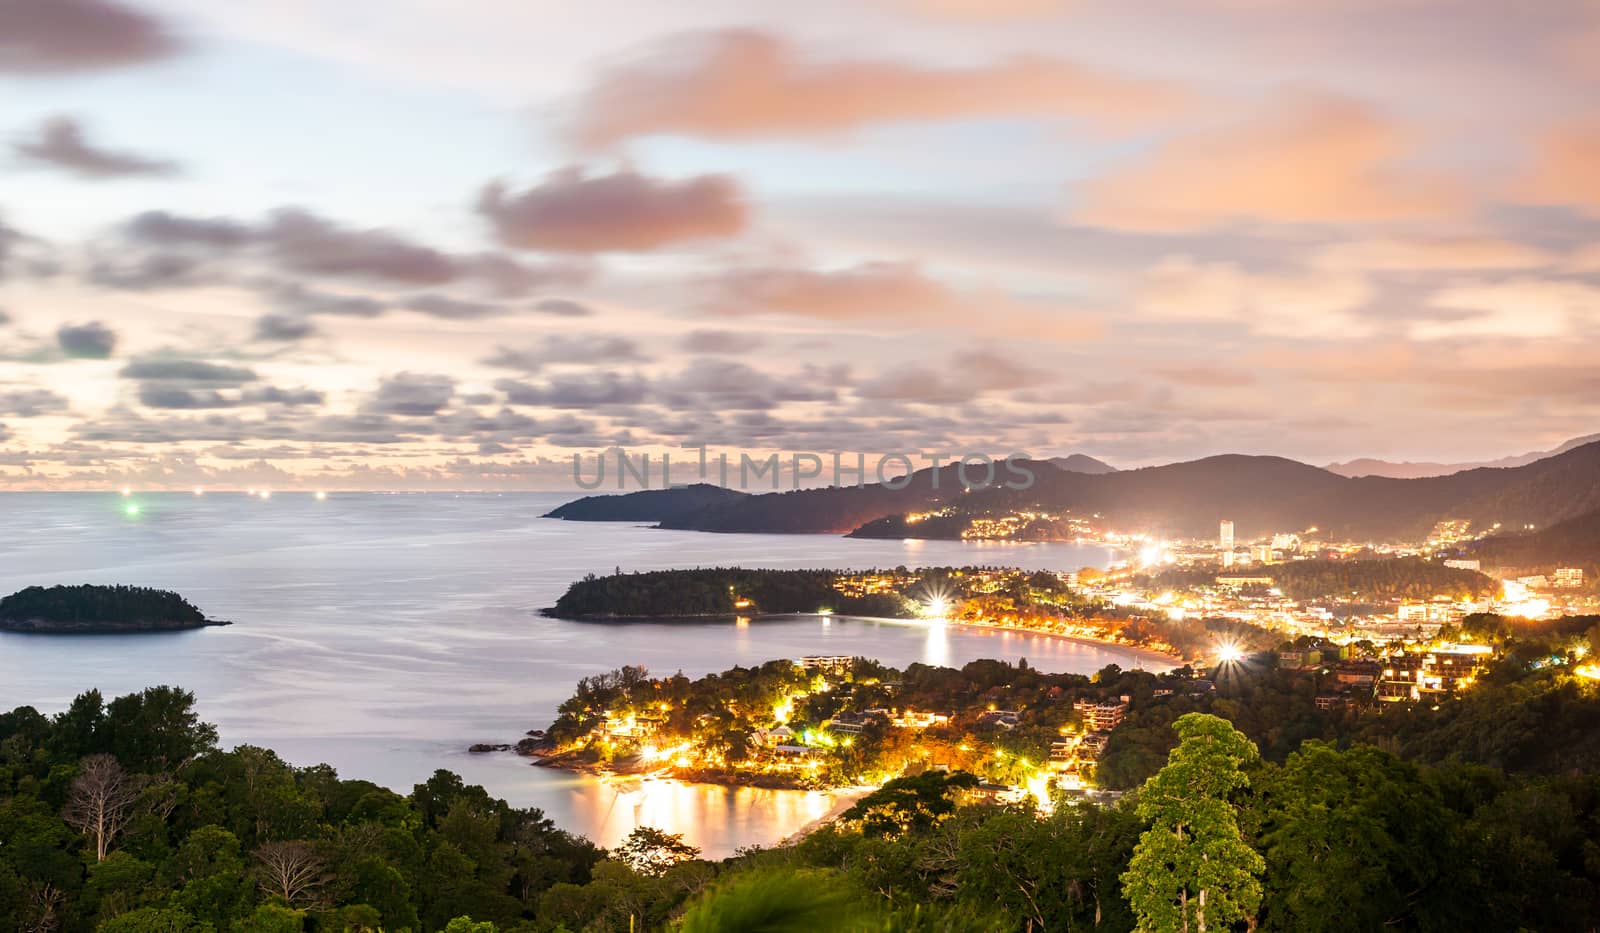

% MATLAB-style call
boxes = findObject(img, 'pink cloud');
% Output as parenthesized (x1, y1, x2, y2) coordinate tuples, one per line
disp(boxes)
(1074, 93, 1464, 231)
(1519, 119, 1600, 216)
(478, 166, 747, 253)
(572, 29, 1188, 147)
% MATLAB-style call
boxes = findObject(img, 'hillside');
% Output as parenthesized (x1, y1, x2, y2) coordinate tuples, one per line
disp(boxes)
(1048, 453, 1117, 474)
(1471, 508, 1600, 571)
(566, 440, 1600, 542)
(544, 482, 746, 522)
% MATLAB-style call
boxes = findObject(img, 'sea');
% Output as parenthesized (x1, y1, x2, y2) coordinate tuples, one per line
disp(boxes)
(0, 491, 1153, 856)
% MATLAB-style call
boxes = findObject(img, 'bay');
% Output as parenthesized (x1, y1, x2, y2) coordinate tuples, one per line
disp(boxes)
(0, 491, 1154, 856)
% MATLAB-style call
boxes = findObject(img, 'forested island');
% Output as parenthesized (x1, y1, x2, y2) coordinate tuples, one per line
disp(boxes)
(11, 610, 1600, 930)
(0, 585, 228, 633)
(548, 566, 1270, 660)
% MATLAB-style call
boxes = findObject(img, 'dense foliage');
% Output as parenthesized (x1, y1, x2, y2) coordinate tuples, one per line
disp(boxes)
(0, 586, 207, 626)
(0, 687, 607, 932)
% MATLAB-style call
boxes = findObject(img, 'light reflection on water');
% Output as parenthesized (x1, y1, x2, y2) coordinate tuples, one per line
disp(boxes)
(0, 491, 1149, 856)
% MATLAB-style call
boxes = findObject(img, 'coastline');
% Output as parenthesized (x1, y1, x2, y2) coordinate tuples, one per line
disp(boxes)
(541, 608, 1186, 668)
(785, 611, 1188, 670)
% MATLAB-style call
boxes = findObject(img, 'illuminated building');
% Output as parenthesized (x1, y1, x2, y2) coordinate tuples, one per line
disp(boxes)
(1443, 558, 1481, 571)
(1219, 519, 1234, 551)
(798, 655, 854, 673)
(1554, 567, 1585, 589)
(1073, 696, 1130, 731)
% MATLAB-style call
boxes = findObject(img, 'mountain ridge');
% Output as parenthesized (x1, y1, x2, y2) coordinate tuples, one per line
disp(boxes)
(1326, 433, 1600, 479)
(547, 440, 1600, 543)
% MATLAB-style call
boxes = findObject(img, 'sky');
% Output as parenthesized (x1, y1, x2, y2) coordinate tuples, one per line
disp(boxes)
(1, 0, 1598, 490)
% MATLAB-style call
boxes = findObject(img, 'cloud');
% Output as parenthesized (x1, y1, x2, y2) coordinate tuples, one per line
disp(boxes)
(265, 208, 459, 285)
(656, 361, 840, 410)
(251, 313, 314, 342)
(1311, 235, 1553, 271)
(0, 387, 69, 417)
(1135, 255, 1375, 338)
(496, 372, 651, 408)
(57, 321, 118, 358)
(680, 330, 765, 354)
(1152, 365, 1257, 388)
(120, 358, 257, 385)
(857, 350, 1050, 403)
(1074, 93, 1463, 231)
(1518, 119, 1600, 216)
(0, 0, 181, 74)
(571, 29, 1187, 146)
(400, 294, 510, 320)
(701, 260, 963, 320)
(252, 313, 316, 342)
(13, 116, 178, 178)
(367, 372, 457, 416)
(1413, 279, 1598, 340)
(0, 309, 11, 326)
(263, 282, 386, 318)
(478, 167, 747, 253)
(124, 207, 590, 293)
(889, 0, 1070, 16)
(126, 210, 255, 248)
(483, 335, 647, 373)
(533, 298, 595, 317)
(87, 253, 208, 289)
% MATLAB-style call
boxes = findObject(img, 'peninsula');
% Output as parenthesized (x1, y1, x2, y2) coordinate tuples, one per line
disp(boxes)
(0, 584, 229, 633)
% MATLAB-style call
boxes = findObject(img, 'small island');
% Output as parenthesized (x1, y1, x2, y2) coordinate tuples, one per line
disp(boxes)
(0, 584, 229, 633)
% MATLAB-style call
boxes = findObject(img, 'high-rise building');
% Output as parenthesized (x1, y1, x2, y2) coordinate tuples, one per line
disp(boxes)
(1219, 520, 1234, 551)
(1554, 568, 1585, 588)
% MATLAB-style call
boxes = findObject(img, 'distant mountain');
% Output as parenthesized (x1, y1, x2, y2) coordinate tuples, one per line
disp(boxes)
(641, 440, 1600, 542)
(1327, 433, 1600, 479)
(1472, 508, 1600, 571)
(1049, 454, 1116, 474)
(544, 483, 746, 522)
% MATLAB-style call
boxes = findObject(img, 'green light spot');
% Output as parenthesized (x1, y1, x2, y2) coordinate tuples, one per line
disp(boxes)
(124, 503, 141, 517)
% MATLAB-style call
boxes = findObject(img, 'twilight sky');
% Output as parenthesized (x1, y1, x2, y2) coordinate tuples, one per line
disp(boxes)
(1, 0, 1598, 490)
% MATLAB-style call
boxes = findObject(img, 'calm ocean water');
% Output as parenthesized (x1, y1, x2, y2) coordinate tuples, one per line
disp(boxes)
(0, 491, 1147, 855)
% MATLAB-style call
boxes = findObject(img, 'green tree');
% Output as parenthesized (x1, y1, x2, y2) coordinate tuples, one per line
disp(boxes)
(98, 905, 215, 932)
(612, 826, 699, 877)
(1256, 743, 1456, 932)
(842, 771, 980, 839)
(1121, 713, 1264, 933)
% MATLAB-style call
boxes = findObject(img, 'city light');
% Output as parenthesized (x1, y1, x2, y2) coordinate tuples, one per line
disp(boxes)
(1216, 640, 1244, 664)
(315, 491, 328, 501)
